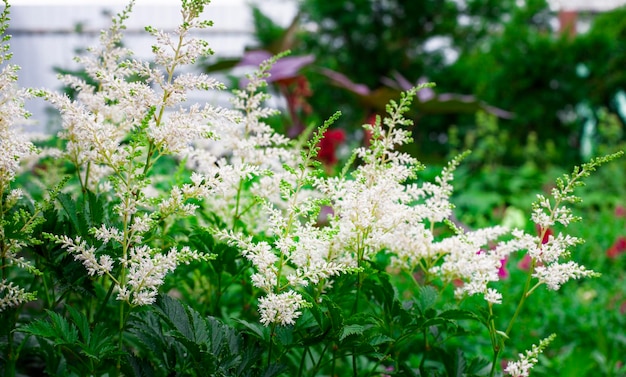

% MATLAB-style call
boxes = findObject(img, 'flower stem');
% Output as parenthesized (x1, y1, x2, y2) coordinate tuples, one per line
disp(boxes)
(268, 323, 276, 368)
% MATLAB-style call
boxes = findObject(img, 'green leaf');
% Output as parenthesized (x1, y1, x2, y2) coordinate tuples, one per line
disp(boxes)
(234, 318, 269, 342)
(323, 297, 344, 336)
(438, 309, 481, 322)
(339, 324, 365, 341)
(20, 309, 79, 346)
(369, 334, 394, 346)
(154, 294, 194, 340)
(125, 354, 157, 377)
(416, 285, 438, 313)
(66, 305, 90, 345)
(443, 349, 467, 377)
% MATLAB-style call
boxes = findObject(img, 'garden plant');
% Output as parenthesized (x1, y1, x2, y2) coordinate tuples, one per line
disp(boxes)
(0, 1, 624, 376)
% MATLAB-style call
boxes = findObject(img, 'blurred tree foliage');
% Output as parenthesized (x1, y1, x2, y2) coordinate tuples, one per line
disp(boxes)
(250, 0, 626, 166)
(444, 0, 626, 165)
(294, 0, 519, 160)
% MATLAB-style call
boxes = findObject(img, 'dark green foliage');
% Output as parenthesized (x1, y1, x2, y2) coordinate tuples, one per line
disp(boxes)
(127, 294, 279, 377)
(19, 305, 121, 376)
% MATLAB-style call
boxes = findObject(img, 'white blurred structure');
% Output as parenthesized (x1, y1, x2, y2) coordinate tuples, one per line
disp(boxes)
(549, 0, 626, 11)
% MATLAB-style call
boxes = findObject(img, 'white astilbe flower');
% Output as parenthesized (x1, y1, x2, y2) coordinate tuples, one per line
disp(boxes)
(36, 0, 232, 196)
(533, 261, 597, 291)
(433, 226, 510, 303)
(516, 156, 623, 293)
(0, 3, 40, 314)
(527, 233, 581, 264)
(505, 334, 556, 377)
(91, 224, 124, 244)
(258, 291, 310, 326)
(53, 235, 114, 276)
(54, 230, 210, 306)
(0, 280, 37, 312)
(0, 64, 35, 188)
(317, 86, 464, 272)
(120, 245, 178, 306)
(34, 2, 227, 311)
(188, 53, 303, 231)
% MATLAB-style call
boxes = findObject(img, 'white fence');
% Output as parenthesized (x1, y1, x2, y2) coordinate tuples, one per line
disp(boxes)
(6, 0, 298, 130)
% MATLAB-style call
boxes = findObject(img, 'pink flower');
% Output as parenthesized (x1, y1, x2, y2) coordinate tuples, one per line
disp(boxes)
(498, 257, 509, 279)
(518, 254, 533, 271)
(615, 205, 626, 218)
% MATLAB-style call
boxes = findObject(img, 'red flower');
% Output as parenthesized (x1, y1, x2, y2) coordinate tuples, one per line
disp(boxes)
(536, 224, 553, 245)
(607, 236, 626, 259)
(317, 129, 346, 166)
(615, 205, 626, 218)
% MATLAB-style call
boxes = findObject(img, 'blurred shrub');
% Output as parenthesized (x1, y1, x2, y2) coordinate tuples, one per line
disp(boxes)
(244, 0, 626, 167)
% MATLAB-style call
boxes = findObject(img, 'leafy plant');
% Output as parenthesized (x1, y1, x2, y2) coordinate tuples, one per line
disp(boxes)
(0, 1, 623, 377)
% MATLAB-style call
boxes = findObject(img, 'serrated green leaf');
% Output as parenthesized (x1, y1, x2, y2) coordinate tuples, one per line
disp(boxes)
(154, 294, 194, 340)
(323, 297, 344, 335)
(416, 285, 438, 313)
(438, 309, 481, 322)
(124, 354, 157, 377)
(466, 356, 491, 376)
(422, 317, 455, 329)
(339, 324, 365, 341)
(233, 318, 269, 342)
(66, 305, 90, 345)
(57, 192, 89, 236)
(444, 349, 467, 377)
(369, 334, 394, 346)
(83, 322, 120, 361)
(20, 309, 79, 346)
(275, 325, 294, 347)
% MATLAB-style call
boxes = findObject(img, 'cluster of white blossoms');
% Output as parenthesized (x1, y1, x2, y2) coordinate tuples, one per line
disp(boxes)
(316, 88, 517, 306)
(230, 86, 510, 325)
(0, 0, 34, 189)
(234, 79, 614, 326)
(0, 63, 34, 187)
(219, 111, 350, 325)
(43, 0, 224, 306)
(258, 291, 311, 326)
(0, 1, 40, 312)
(189, 53, 303, 233)
(0, 280, 36, 312)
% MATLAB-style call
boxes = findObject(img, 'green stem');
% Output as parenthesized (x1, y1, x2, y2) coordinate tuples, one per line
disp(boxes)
(4, 309, 17, 377)
(488, 261, 536, 377)
(419, 326, 429, 373)
(505, 260, 535, 336)
(309, 342, 330, 377)
(331, 345, 337, 377)
(298, 346, 308, 377)
(233, 179, 244, 230)
(487, 303, 501, 377)
(93, 280, 116, 324)
(267, 324, 276, 368)
(116, 303, 125, 375)
(352, 346, 358, 377)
